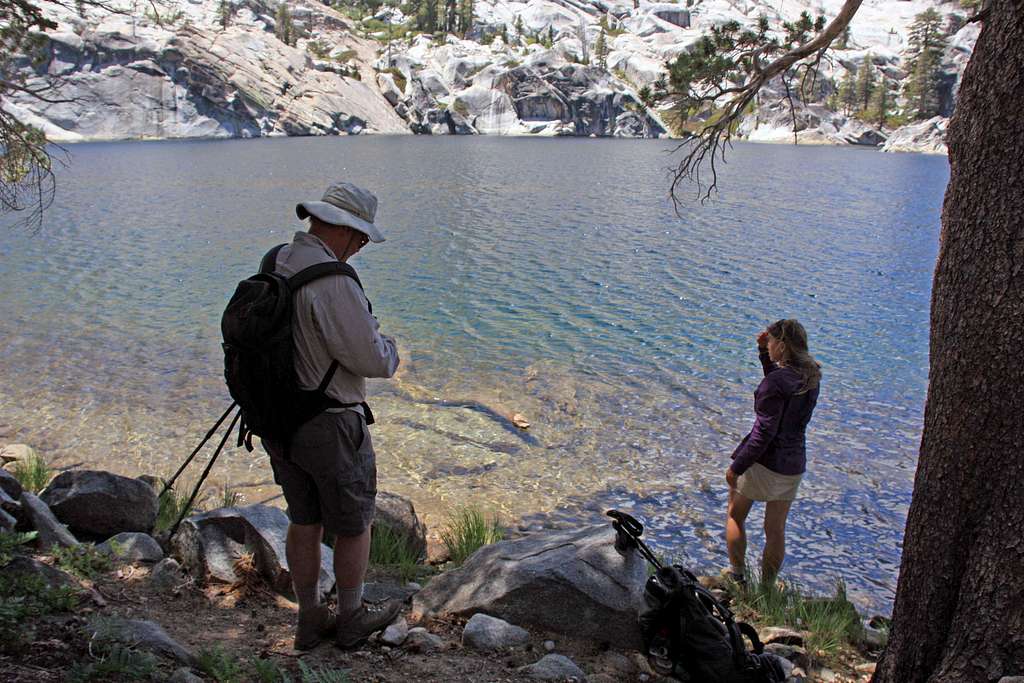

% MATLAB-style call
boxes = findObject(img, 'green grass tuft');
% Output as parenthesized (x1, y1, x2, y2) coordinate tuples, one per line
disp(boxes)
(439, 506, 503, 567)
(154, 487, 198, 533)
(68, 644, 159, 682)
(250, 656, 286, 682)
(369, 523, 421, 583)
(729, 570, 862, 667)
(0, 531, 37, 566)
(11, 450, 51, 493)
(299, 660, 351, 683)
(0, 572, 79, 654)
(198, 643, 245, 683)
(52, 543, 113, 580)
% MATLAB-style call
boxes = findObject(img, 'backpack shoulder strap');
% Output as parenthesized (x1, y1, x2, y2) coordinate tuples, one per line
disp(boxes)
(287, 261, 363, 292)
(259, 243, 287, 274)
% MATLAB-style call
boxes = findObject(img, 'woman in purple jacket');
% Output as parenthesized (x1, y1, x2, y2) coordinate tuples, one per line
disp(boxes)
(725, 319, 820, 586)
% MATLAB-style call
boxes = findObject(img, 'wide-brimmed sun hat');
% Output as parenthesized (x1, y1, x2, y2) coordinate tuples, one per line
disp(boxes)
(296, 182, 385, 243)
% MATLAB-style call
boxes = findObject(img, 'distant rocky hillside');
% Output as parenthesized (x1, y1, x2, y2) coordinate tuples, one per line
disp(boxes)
(4, 0, 977, 150)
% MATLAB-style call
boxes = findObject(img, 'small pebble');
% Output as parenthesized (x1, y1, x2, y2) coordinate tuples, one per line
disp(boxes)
(544, 640, 555, 652)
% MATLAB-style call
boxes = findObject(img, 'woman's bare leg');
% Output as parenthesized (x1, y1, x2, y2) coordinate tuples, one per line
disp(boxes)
(762, 499, 794, 585)
(726, 488, 755, 578)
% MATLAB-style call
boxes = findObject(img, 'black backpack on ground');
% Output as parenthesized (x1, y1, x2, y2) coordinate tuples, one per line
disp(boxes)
(221, 243, 374, 451)
(607, 510, 786, 683)
(639, 564, 786, 682)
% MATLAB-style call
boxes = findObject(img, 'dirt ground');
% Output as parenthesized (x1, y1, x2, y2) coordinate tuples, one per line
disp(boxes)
(0, 553, 655, 682)
(0, 551, 878, 682)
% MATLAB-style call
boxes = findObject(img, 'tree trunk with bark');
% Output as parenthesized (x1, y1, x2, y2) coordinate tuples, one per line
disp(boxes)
(873, 3, 1024, 682)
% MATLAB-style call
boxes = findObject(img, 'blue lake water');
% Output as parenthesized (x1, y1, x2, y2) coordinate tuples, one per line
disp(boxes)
(0, 136, 948, 615)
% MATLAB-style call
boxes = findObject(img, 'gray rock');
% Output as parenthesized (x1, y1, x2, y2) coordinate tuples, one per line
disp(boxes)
(596, 651, 635, 677)
(0, 506, 16, 531)
(172, 504, 334, 598)
(882, 116, 948, 154)
(404, 627, 444, 653)
(462, 613, 530, 651)
(88, 617, 196, 666)
(149, 558, 185, 592)
(837, 118, 887, 146)
(381, 617, 409, 646)
(41, 470, 158, 537)
(861, 624, 887, 649)
(168, 668, 204, 683)
(765, 643, 809, 669)
(0, 468, 23, 499)
(997, 678, 1024, 683)
(413, 525, 646, 648)
(0, 443, 34, 464)
(544, 639, 555, 652)
(4, 555, 77, 588)
(374, 491, 427, 560)
(98, 532, 164, 564)
(363, 580, 418, 604)
(20, 492, 78, 549)
(520, 653, 586, 681)
(759, 626, 805, 646)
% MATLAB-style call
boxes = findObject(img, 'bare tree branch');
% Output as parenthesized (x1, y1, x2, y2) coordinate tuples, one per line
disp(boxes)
(669, 0, 864, 206)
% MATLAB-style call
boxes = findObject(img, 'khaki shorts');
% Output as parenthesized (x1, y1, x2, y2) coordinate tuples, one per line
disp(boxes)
(266, 411, 377, 537)
(736, 463, 802, 502)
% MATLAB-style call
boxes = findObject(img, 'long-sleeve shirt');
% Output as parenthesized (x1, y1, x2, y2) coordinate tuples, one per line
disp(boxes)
(271, 231, 400, 416)
(730, 349, 819, 476)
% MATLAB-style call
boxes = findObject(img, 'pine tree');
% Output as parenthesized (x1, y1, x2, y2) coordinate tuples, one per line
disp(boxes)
(838, 69, 857, 115)
(275, 2, 294, 45)
(514, 15, 524, 44)
(595, 28, 608, 70)
(216, 0, 235, 28)
(903, 8, 947, 120)
(444, 0, 456, 33)
(416, 0, 438, 33)
(457, 0, 473, 37)
(867, 76, 891, 128)
(855, 55, 876, 112)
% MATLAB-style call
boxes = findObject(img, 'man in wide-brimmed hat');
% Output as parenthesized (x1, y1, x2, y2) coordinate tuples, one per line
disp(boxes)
(264, 181, 401, 650)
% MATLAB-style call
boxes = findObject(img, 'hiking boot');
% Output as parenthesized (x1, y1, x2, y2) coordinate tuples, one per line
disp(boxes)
(335, 598, 402, 649)
(295, 604, 337, 650)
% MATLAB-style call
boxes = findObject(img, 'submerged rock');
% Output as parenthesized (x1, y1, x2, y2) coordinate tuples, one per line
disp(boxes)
(413, 525, 646, 648)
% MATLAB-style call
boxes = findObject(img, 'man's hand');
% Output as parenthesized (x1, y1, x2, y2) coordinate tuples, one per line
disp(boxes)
(725, 467, 738, 489)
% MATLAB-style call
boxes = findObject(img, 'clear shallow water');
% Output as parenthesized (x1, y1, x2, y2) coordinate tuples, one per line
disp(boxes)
(0, 136, 947, 615)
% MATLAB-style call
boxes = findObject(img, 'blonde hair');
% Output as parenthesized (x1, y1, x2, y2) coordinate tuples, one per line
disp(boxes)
(768, 319, 821, 393)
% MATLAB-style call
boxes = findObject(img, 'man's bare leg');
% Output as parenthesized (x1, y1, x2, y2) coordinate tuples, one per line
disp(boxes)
(726, 488, 755, 581)
(333, 527, 371, 614)
(286, 522, 324, 608)
(762, 500, 793, 586)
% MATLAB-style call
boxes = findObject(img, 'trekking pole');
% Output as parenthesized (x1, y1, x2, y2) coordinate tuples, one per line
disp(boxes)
(159, 401, 237, 498)
(607, 509, 663, 570)
(166, 408, 242, 539)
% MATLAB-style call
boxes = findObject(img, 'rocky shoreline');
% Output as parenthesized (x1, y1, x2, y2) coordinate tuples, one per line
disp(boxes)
(0, 444, 892, 682)
(4, 0, 975, 153)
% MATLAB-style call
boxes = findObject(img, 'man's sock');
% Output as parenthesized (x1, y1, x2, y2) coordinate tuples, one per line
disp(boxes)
(337, 584, 364, 618)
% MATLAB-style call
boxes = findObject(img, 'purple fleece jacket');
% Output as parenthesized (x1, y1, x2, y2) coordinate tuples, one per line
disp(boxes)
(730, 350, 819, 476)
